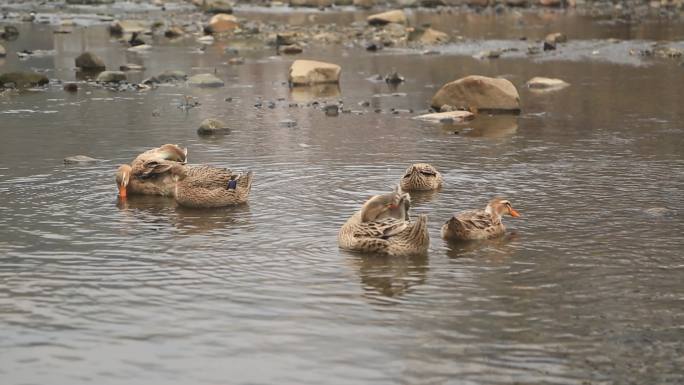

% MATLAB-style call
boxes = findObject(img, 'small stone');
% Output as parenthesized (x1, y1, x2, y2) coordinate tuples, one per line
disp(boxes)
(413, 110, 475, 123)
(188, 73, 224, 87)
(205, 13, 239, 34)
(278, 44, 303, 55)
(543, 41, 556, 51)
(359, 100, 370, 107)
(0, 26, 19, 40)
(367, 10, 408, 26)
(384, 71, 405, 84)
(202, 0, 234, 14)
(280, 119, 297, 127)
(164, 26, 184, 38)
(324, 104, 339, 116)
(276, 32, 298, 46)
(120, 63, 144, 71)
(64, 155, 98, 164)
(526, 77, 570, 91)
(288, 60, 341, 86)
(157, 70, 187, 83)
(0, 44, 5, 57)
(75, 52, 106, 70)
(366, 42, 383, 52)
(198, 118, 230, 135)
(96, 71, 126, 83)
(475, 50, 501, 59)
(63, 83, 78, 92)
(545, 32, 567, 45)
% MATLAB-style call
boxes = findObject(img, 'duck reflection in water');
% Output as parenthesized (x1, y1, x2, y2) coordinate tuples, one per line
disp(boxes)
(445, 232, 519, 261)
(348, 253, 429, 303)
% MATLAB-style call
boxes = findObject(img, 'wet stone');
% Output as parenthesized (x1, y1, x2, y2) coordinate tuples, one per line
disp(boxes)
(63, 83, 78, 92)
(64, 155, 98, 164)
(120, 64, 144, 71)
(96, 71, 126, 83)
(324, 104, 339, 116)
(0, 71, 49, 89)
(188, 73, 224, 87)
(75, 52, 106, 70)
(198, 118, 230, 135)
(384, 71, 405, 84)
(280, 119, 297, 127)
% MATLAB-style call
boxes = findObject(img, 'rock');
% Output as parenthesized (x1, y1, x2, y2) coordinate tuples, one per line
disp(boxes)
(288, 60, 341, 86)
(353, 0, 374, 8)
(0, 71, 49, 89)
(63, 155, 98, 164)
(198, 118, 230, 135)
(334, 0, 353, 5)
(545, 32, 567, 45)
(543, 41, 556, 51)
(228, 57, 244, 65)
(96, 71, 126, 83)
(431, 75, 521, 112)
(157, 70, 187, 82)
(75, 52, 106, 71)
(289, 0, 333, 7)
(127, 44, 152, 52)
(312, 32, 342, 44)
(367, 10, 407, 26)
(0, 44, 5, 57)
(410, 27, 449, 45)
(474, 49, 501, 59)
(538, 0, 561, 5)
(197, 35, 215, 44)
(506, 0, 528, 5)
(526, 77, 570, 91)
(366, 42, 383, 51)
(63, 83, 78, 92)
(421, 0, 447, 6)
(279, 44, 303, 55)
(120, 63, 144, 71)
(276, 32, 298, 46)
(202, 0, 234, 14)
(108, 20, 147, 36)
(384, 71, 405, 84)
(165, 26, 184, 38)
(188, 73, 224, 87)
(324, 104, 339, 116)
(1, 26, 20, 40)
(413, 110, 475, 123)
(280, 119, 297, 127)
(205, 14, 239, 34)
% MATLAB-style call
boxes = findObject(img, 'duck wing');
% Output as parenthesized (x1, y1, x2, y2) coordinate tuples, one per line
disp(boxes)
(455, 210, 497, 231)
(184, 165, 234, 189)
(353, 218, 408, 240)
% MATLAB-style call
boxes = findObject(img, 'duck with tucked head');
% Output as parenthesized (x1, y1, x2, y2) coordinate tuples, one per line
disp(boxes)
(441, 198, 521, 241)
(338, 186, 429, 257)
(400, 163, 443, 191)
(115, 144, 187, 198)
(142, 161, 253, 208)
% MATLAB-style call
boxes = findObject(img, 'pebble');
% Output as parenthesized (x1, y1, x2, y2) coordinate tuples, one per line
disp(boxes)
(64, 155, 98, 164)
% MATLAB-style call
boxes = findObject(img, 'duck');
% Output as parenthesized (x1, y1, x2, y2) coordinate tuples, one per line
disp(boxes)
(400, 163, 443, 191)
(338, 186, 430, 257)
(115, 144, 187, 198)
(144, 161, 253, 208)
(441, 198, 521, 241)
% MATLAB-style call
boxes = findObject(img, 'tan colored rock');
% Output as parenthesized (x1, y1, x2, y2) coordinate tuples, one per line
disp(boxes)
(289, 0, 332, 6)
(367, 10, 407, 26)
(205, 14, 239, 34)
(539, 0, 561, 5)
(545, 32, 567, 44)
(414, 27, 449, 44)
(526, 77, 570, 91)
(353, 0, 374, 8)
(431, 75, 520, 112)
(109, 20, 147, 35)
(289, 59, 341, 85)
(413, 110, 475, 123)
(165, 26, 184, 38)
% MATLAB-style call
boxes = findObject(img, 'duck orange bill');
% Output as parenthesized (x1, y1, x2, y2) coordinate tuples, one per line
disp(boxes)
(509, 208, 521, 217)
(118, 185, 127, 198)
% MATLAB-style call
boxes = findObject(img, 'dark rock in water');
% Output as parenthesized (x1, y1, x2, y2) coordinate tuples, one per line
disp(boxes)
(276, 32, 298, 46)
(280, 119, 297, 127)
(64, 155, 98, 164)
(66, 0, 114, 4)
(278, 44, 303, 55)
(96, 71, 126, 83)
(128, 32, 146, 47)
(384, 71, 405, 84)
(0, 71, 49, 89)
(63, 83, 78, 92)
(164, 26, 184, 38)
(156, 70, 187, 83)
(1, 26, 20, 41)
(201, 0, 234, 14)
(543, 41, 556, 51)
(324, 104, 339, 116)
(198, 118, 230, 135)
(359, 100, 370, 107)
(421, 0, 447, 7)
(366, 42, 383, 52)
(75, 52, 106, 70)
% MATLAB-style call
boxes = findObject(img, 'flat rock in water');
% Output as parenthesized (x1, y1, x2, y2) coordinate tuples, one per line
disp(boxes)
(278, 44, 303, 55)
(0, 71, 49, 89)
(526, 77, 570, 91)
(198, 118, 230, 135)
(288, 60, 341, 85)
(96, 71, 126, 83)
(127, 44, 152, 52)
(75, 52, 106, 70)
(367, 10, 407, 25)
(431, 75, 520, 113)
(64, 155, 98, 164)
(120, 63, 144, 71)
(188, 73, 224, 87)
(413, 110, 475, 123)
(156, 70, 187, 82)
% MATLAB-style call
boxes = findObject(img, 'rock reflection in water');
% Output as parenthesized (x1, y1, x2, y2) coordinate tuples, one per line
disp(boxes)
(350, 253, 429, 302)
(289, 83, 341, 102)
(462, 115, 519, 139)
(445, 232, 519, 261)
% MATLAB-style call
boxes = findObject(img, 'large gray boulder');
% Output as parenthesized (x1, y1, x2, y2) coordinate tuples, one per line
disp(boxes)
(75, 52, 106, 71)
(431, 75, 520, 112)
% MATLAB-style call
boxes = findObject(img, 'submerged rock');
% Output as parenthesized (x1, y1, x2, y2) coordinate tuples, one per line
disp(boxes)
(431, 75, 520, 113)
(157, 70, 187, 82)
(279, 44, 303, 55)
(120, 63, 144, 71)
(202, 0, 234, 14)
(289, 0, 333, 7)
(0, 71, 49, 89)
(324, 104, 339, 116)
(108, 20, 147, 36)
(188, 73, 224, 87)
(205, 13, 239, 34)
(96, 71, 126, 83)
(526, 77, 570, 91)
(75, 52, 106, 70)
(413, 110, 475, 123)
(1, 26, 20, 40)
(474, 49, 501, 59)
(367, 10, 407, 26)
(288, 60, 341, 85)
(198, 118, 230, 135)
(164, 26, 184, 38)
(64, 155, 98, 164)
(545, 32, 567, 45)
(63, 83, 78, 92)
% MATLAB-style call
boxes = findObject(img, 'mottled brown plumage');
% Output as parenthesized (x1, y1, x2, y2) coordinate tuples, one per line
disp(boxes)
(168, 163, 253, 208)
(400, 163, 443, 191)
(115, 144, 188, 198)
(441, 198, 521, 241)
(338, 187, 429, 256)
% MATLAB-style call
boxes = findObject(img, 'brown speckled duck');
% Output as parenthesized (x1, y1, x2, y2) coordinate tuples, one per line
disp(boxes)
(441, 198, 521, 241)
(400, 163, 443, 191)
(115, 144, 188, 198)
(151, 162, 254, 208)
(338, 186, 430, 257)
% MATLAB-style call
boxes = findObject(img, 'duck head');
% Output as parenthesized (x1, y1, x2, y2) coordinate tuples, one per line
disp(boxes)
(485, 198, 521, 218)
(115, 164, 132, 198)
(361, 186, 411, 222)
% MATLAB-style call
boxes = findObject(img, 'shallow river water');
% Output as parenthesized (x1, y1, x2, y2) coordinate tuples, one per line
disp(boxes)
(1, 8, 683, 385)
